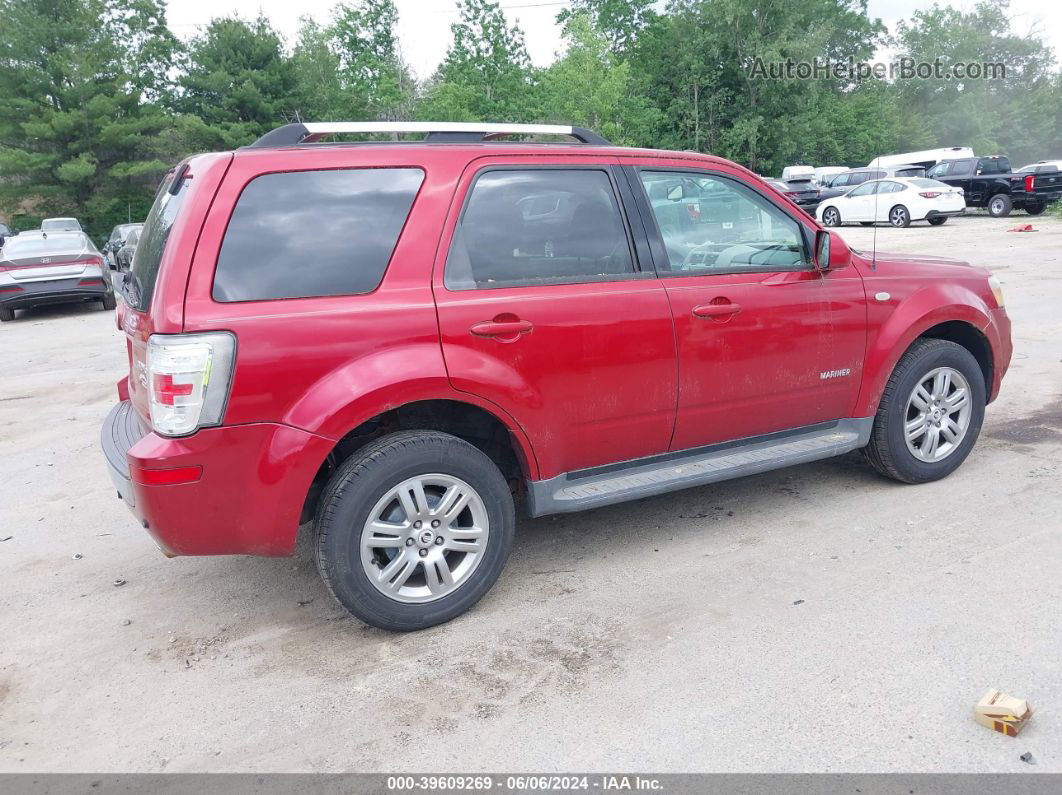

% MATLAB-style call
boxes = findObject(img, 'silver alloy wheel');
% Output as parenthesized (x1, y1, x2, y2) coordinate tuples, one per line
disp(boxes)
(360, 474, 489, 604)
(823, 207, 840, 226)
(889, 206, 908, 227)
(903, 366, 973, 463)
(990, 196, 1006, 215)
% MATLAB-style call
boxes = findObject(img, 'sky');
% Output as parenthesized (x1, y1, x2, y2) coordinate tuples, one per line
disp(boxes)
(165, 0, 1062, 80)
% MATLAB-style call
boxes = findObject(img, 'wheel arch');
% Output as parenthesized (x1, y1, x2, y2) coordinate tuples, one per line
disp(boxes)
(855, 293, 994, 417)
(298, 397, 539, 530)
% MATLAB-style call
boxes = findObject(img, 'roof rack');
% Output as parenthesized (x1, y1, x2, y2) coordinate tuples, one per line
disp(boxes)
(249, 122, 612, 148)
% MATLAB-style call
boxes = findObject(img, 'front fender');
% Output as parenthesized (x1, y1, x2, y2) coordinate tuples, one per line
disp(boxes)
(854, 284, 994, 417)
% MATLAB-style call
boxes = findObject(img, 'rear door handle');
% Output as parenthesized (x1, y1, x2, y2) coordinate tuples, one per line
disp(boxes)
(692, 302, 741, 318)
(470, 319, 534, 338)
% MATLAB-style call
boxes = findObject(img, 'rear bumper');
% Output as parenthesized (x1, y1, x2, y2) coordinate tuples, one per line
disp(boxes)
(1, 279, 110, 308)
(924, 209, 965, 219)
(100, 401, 334, 556)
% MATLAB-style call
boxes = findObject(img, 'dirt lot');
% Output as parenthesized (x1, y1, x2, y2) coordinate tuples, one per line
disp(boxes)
(1, 213, 1060, 773)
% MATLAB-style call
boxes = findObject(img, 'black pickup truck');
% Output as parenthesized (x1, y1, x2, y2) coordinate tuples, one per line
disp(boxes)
(926, 155, 1062, 217)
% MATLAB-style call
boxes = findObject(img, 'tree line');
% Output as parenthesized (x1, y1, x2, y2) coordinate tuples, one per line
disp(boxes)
(1, 0, 1059, 238)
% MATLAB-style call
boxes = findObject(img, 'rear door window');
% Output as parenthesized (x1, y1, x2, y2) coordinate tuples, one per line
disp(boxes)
(445, 169, 636, 290)
(213, 167, 424, 302)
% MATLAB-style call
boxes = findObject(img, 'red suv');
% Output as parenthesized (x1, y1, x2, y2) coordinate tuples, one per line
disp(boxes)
(101, 122, 1012, 630)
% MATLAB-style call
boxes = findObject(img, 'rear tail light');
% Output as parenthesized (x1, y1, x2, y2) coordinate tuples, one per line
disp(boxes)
(146, 332, 236, 436)
(1024, 175, 1035, 192)
(919, 192, 941, 198)
(0, 285, 24, 294)
(78, 277, 106, 286)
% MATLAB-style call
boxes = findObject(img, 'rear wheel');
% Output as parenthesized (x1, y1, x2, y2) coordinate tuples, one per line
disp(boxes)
(821, 206, 841, 226)
(988, 194, 1012, 217)
(863, 339, 985, 484)
(1024, 202, 1045, 216)
(0, 306, 13, 322)
(927, 216, 948, 226)
(101, 293, 116, 310)
(888, 205, 911, 228)
(315, 431, 515, 631)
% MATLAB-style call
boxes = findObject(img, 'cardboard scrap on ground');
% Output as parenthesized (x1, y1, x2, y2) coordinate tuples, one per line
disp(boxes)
(974, 689, 1033, 736)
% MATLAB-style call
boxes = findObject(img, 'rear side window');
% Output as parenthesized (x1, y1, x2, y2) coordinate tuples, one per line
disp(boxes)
(445, 169, 635, 290)
(213, 168, 423, 302)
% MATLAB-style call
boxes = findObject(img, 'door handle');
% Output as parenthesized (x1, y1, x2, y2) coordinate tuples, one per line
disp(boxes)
(470, 319, 534, 338)
(692, 302, 741, 319)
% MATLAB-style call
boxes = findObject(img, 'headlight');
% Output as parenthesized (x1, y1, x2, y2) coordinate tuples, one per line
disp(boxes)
(987, 275, 1005, 309)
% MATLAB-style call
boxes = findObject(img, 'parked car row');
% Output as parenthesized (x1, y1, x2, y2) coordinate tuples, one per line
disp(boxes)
(778, 147, 1061, 225)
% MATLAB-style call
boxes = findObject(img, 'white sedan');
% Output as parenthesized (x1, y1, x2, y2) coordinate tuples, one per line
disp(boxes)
(817, 178, 966, 228)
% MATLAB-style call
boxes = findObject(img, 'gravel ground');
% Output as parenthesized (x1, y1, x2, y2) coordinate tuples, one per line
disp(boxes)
(1, 213, 1059, 773)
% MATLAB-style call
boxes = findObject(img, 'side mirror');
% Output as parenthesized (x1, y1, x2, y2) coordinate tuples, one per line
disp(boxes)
(815, 229, 851, 271)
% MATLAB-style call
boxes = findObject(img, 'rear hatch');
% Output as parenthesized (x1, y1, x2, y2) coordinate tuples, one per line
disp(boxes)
(118, 153, 233, 425)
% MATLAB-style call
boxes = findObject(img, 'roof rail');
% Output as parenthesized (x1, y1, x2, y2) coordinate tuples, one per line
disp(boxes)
(250, 122, 612, 148)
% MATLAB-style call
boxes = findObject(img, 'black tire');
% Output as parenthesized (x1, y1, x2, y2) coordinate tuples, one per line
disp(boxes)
(315, 431, 515, 631)
(987, 193, 1012, 218)
(821, 207, 841, 226)
(0, 305, 13, 322)
(101, 293, 117, 310)
(862, 338, 986, 484)
(927, 216, 948, 226)
(888, 205, 911, 228)
(1024, 202, 1046, 216)
(859, 222, 874, 227)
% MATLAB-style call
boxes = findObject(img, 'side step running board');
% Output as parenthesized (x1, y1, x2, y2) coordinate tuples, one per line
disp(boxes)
(527, 419, 873, 517)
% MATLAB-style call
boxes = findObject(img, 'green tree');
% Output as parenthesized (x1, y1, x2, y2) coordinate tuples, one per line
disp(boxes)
(539, 13, 659, 145)
(175, 15, 296, 148)
(291, 16, 355, 122)
(557, 0, 656, 52)
(893, 0, 1060, 164)
(331, 0, 415, 120)
(419, 0, 537, 122)
(633, 0, 887, 173)
(0, 0, 180, 236)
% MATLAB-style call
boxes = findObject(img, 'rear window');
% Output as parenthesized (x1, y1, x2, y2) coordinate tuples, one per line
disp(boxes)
(127, 171, 189, 311)
(212, 167, 424, 302)
(1, 234, 87, 258)
(910, 178, 949, 189)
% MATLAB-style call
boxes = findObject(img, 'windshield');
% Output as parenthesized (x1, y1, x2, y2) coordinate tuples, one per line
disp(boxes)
(125, 170, 188, 311)
(41, 218, 81, 232)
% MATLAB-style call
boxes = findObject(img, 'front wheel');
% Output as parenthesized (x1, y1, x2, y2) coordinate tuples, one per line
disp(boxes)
(927, 216, 948, 226)
(315, 431, 515, 631)
(821, 206, 841, 226)
(863, 339, 986, 484)
(888, 205, 911, 228)
(988, 194, 1012, 217)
